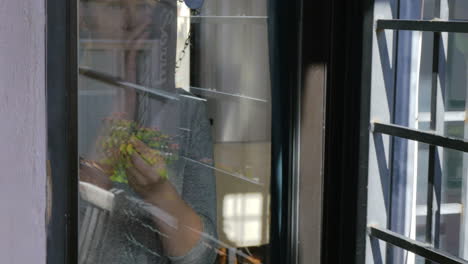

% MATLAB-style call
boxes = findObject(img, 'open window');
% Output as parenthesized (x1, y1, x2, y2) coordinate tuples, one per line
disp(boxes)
(362, 0, 468, 263)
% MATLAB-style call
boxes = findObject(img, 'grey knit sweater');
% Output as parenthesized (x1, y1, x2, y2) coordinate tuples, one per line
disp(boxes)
(79, 91, 218, 264)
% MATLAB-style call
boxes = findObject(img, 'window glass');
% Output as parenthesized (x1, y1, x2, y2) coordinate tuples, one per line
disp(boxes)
(416, 2, 468, 259)
(449, 0, 468, 20)
(414, 143, 465, 259)
(77, 1, 272, 263)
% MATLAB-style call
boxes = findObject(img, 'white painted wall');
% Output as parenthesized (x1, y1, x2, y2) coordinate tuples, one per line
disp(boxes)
(0, 0, 46, 263)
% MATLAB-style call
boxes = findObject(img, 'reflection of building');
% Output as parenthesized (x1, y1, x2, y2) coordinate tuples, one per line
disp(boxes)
(78, 1, 191, 155)
(223, 193, 265, 246)
(192, 0, 272, 248)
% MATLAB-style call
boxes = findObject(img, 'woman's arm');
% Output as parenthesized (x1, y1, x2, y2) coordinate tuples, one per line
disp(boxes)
(127, 100, 218, 263)
(126, 147, 204, 257)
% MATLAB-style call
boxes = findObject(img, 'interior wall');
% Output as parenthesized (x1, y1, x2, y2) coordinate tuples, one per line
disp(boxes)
(0, 0, 46, 263)
(298, 65, 326, 264)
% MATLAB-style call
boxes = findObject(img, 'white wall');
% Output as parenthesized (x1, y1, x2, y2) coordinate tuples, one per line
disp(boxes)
(0, 0, 46, 263)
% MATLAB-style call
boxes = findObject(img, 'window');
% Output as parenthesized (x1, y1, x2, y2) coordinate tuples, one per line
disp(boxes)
(363, 0, 468, 263)
(76, 0, 283, 263)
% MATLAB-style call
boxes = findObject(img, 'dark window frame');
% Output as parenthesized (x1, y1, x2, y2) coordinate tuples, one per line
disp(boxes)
(46, 0, 78, 263)
(319, 0, 372, 263)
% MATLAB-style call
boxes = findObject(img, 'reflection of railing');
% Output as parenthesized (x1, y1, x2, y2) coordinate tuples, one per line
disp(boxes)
(79, 181, 115, 211)
(79, 67, 179, 101)
(187, 16, 268, 25)
(79, 39, 158, 50)
(182, 156, 264, 186)
(79, 181, 264, 263)
(190, 86, 268, 103)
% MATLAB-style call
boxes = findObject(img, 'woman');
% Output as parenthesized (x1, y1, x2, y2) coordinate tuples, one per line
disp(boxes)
(78, 0, 218, 263)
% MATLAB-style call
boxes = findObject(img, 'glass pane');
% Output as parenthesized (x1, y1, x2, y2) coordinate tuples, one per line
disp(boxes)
(414, 144, 465, 257)
(387, 138, 462, 262)
(390, 2, 468, 261)
(449, 0, 468, 20)
(422, 0, 468, 21)
(78, 1, 272, 264)
(445, 33, 468, 112)
(416, 32, 468, 260)
(415, 143, 429, 244)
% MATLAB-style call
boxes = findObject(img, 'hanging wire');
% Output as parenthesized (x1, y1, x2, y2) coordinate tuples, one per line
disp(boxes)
(137, 3, 201, 127)
(175, 30, 192, 72)
(175, 7, 200, 73)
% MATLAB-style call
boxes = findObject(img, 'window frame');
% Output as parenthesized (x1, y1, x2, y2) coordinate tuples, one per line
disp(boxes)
(46, 0, 304, 264)
(46, 0, 78, 263)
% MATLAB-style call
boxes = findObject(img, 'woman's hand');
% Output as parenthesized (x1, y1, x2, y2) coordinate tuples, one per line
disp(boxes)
(126, 137, 168, 199)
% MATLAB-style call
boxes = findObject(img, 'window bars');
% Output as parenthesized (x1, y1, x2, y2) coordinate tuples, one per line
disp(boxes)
(369, 227, 468, 264)
(370, 18, 468, 264)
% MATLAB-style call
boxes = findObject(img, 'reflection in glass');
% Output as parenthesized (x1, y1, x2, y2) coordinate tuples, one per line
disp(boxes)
(78, 0, 272, 263)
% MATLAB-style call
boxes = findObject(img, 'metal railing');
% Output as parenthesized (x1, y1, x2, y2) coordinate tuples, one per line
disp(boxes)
(370, 18, 468, 264)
